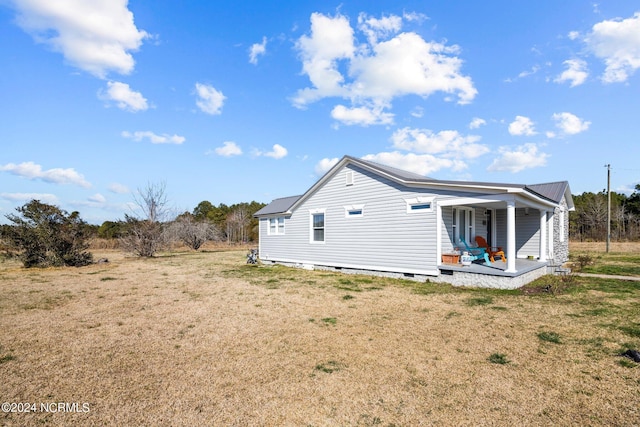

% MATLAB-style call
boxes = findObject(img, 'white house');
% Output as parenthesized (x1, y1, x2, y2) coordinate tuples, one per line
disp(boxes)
(254, 155, 574, 289)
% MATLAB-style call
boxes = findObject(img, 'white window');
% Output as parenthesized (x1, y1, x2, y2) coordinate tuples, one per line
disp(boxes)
(268, 217, 285, 235)
(406, 197, 434, 213)
(344, 204, 365, 217)
(310, 209, 325, 243)
(346, 171, 354, 186)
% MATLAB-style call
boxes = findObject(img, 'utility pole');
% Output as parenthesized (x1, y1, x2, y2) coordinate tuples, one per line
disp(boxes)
(605, 164, 611, 253)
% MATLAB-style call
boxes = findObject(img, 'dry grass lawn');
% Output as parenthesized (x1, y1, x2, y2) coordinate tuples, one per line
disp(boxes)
(1, 244, 639, 426)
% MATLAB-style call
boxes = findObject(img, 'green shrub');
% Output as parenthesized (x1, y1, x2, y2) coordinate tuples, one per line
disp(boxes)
(4, 200, 93, 267)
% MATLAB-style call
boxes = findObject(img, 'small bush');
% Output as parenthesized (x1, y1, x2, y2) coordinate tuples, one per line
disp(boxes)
(488, 353, 510, 364)
(538, 331, 562, 344)
(575, 254, 594, 271)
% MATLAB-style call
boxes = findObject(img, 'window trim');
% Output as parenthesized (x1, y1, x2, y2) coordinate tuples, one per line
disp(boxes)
(309, 209, 326, 244)
(406, 197, 434, 213)
(267, 216, 285, 235)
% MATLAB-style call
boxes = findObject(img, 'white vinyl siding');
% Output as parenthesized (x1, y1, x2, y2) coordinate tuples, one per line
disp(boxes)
(259, 164, 448, 275)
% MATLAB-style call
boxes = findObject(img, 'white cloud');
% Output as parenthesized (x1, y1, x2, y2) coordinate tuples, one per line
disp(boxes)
(314, 157, 340, 175)
(108, 183, 129, 194)
(293, 12, 355, 106)
(555, 59, 588, 87)
(11, 0, 148, 78)
(122, 131, 185, 144)
(249, 36, 267, 64)
(0, 161, 91, 188)
(518, 65, 540, 79)
(331, 104, 394, 126)
(487, 143, 549, 173)
(362, 151, 466, 176)
(254, 144, 288, 159)
(585, 12, 640, 83)
(293, 12, 476, 124)
(508, 116, 537, 136)
(349, 32, 476, 104)
(469, 117, 486, 129)
(568, 31, 580, 40)
(357, 12, 403, 45)
(402, 11, 429, 24)
(391, 127, 489, 159)
(99, 81, 148, 112)
(410, 106, 424, 118)
(0, 192, 59, 204)
(214, 141, 243, 157)
(88, 193, 106, 203)
(195, 83, 226, 115)
(551, 112, 591, 135)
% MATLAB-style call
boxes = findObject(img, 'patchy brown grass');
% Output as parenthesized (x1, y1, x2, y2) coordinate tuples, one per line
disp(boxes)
(1, 248, 639, 426)
(570, 240, 640, 254)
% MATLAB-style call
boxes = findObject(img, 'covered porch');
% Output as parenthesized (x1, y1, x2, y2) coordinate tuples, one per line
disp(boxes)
(436, 192, 560, 279)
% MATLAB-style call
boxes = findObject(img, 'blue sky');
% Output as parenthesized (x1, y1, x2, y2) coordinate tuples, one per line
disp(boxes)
(1, 1, 639, 224)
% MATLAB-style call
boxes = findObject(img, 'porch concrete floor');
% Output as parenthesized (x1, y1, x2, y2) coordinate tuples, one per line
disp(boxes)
(439, 258, 548, 277)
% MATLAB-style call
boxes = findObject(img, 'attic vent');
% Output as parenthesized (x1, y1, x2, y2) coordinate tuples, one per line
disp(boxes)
(346, 171, 354, 186)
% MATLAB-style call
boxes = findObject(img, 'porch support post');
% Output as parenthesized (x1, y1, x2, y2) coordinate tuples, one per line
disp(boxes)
(436, 203, 442, 266)
(505, 200, 517, 273)
(539, 210, 547, 262)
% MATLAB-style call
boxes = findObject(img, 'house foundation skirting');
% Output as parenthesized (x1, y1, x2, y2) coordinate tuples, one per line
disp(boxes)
(431, 265, 548, 289)
(260, 259, 553, 289)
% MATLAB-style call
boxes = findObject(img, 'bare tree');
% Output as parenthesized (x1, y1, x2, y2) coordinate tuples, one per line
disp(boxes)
(166, 214, 220, 250)
(132, 181, 171, 223)
(226, 206, 250, 243)
(120, 182, 174, 257)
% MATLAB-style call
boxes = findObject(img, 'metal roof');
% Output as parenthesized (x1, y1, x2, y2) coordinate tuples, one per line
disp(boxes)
(255, 156, 572, 216)
(254, 195, 301, 216)
(348, 155, 436, 182)
(525, 181, 569, 204)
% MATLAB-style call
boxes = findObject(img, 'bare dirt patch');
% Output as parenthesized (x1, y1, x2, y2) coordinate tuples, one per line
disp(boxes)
(1, 249, 638, 426)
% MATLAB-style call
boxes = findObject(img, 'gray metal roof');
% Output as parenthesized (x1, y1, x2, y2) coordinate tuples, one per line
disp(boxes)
(348, 155, 436, 182)
(254, 195, 301, 216)
(525, 181, 570, 204)
(256, 155, 571, 216)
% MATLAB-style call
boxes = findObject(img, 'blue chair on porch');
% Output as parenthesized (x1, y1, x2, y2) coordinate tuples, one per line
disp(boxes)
(459, 238, 492, 266)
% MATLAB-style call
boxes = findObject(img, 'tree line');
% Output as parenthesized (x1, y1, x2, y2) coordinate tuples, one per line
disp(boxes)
(570, 184, 640, 241)
(97, 200, 265, 244)
(3, 181, 639, 268)
(1, 183, 266, 267)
